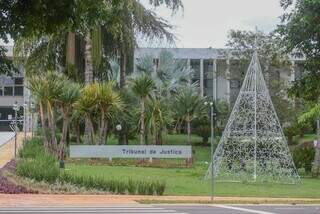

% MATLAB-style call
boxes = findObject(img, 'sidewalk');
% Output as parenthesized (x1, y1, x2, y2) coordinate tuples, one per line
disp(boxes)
(0, 194, 320, 207)
(0, 132, 26, 168)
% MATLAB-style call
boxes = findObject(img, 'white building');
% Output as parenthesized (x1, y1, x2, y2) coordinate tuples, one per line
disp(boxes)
(0, 46, 305, 131)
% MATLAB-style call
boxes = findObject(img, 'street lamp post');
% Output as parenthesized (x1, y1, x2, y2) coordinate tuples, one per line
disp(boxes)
(205, 101, 215, 203)
(13, 102, 19, 158)
(23, 102, 27, 142)
(30, 103, 35, 138)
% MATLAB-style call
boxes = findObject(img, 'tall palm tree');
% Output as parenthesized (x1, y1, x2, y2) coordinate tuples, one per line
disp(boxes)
(56, 80, 81, 160)
(75, 83, 99, 145)
(131, 73, 155, 145)
(28, 71, 65, 153)
(175, 85, 207, 144)
(96, 82, 123, 144)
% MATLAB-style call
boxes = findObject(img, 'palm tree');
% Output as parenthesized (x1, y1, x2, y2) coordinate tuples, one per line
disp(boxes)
(146, 97, 173, 145)
(136, 50, 192, 96)
(75, 83, 99, 144)
(96, 82, 123, 144)
(131, 73, 155, 145)
(175, 85, 207, 144)
(56, 80, 81, 160)
(28, 71, 65, 153)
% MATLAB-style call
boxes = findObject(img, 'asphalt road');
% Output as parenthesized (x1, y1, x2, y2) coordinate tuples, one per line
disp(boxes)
(0, 132, 14, 147)
(0, 205, 319, 214)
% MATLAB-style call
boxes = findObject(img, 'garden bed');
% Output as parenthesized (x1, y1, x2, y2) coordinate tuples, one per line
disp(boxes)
(0, 160, 38, 194)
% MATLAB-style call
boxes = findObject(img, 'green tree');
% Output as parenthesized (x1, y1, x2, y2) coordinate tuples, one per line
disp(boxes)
(28, 71, 65, 154)
(56, 80, 81, 160)
(174, 85, 207, 145)
(131, 73, 156, 145)
(96, 82, 123, 144)
(279, 0, 320, 177)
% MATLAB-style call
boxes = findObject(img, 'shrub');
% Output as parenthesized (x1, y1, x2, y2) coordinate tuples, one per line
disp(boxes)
(293, 142, 315, 173)
(194, 118, 210, 144)
(17, 153, 60, 183)
(154, 181, 166, 195)
(59, 173, 165, 195)
(137, 180, 148, 195)
(127, 179, 137, 194)
(18, 137, 44, 159)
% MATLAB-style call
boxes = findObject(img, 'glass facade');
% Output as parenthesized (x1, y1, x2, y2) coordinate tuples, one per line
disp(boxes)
(190, 59, 200, 84)
(203, 59, 213, 97)
(0, 77, 24, 96)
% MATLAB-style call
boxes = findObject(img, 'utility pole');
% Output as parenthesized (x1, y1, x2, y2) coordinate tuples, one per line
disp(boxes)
(205, 101, 215, 202)
(13, 102, 19, 158)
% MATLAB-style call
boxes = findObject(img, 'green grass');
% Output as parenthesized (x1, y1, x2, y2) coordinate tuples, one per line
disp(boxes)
(65, 133, 320, 198)
(66, 162, 320, 197)
(88, 134, 204, 146)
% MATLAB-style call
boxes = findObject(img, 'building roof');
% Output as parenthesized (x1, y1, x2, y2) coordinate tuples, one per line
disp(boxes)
(134, 48, 231, 59)
(2, 46, 13, 58)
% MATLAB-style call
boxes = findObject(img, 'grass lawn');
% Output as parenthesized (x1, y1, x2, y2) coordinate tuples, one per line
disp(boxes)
(65, 134, 320, 198)
(66, 162, 320, 198)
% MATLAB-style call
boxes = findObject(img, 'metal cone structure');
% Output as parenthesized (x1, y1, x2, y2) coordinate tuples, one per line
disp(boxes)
(205, 52, 300, 183)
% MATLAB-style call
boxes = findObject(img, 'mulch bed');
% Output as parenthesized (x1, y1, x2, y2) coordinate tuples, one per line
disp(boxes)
(0, 160, 38, 194)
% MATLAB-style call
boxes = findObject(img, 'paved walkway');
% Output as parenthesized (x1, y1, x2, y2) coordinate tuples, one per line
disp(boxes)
(0, 132, 25, 168)
(0, 194, 320, 207)
(0, 132, 14, 147)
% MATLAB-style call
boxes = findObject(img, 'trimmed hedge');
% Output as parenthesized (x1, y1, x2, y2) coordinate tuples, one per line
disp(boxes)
(17, 138, 166, 195)
(17, 153, 60, 183)
(18, 137, 44, 159)
(59, 173, 166, 195)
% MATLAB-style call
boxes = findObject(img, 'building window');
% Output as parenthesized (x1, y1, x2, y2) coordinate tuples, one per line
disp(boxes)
(0, 77, 24, 97)
(14, 86, 24, 96)
(153, 58, 159, 68)
(230, 79, 241, 89)
(3, 86, 13, 96)
(14, 77, 24, 85)
(190, 59, 200, 82)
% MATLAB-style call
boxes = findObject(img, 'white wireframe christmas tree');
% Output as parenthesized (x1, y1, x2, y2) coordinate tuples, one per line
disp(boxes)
(205, 51, 300, 183)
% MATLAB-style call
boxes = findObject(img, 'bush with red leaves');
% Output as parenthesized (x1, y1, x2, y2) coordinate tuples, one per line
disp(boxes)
(0, 160, 38, 194)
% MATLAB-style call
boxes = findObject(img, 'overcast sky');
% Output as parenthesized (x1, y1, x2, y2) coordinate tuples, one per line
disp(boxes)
(1, 0, 284, 48)
(141, 0, 284, 48)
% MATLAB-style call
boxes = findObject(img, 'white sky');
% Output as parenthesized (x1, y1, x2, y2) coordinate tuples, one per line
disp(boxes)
(141, 0, 284, 48)
(1, 0, 284, 48)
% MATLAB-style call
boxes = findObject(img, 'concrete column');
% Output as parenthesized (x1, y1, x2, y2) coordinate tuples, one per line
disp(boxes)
(226, 58, 231, 105)
(290, 60, 295, 82)
(187, 58, 191, 85)
(200, 59, 204, 97)
(213, 59, 217, 101)
(133, 57, 137, 73)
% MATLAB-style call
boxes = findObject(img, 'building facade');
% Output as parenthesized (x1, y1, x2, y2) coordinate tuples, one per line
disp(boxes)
(1, 46, 305, 131)
(0, 46, 32, 131)
(134, 48, 305, 105)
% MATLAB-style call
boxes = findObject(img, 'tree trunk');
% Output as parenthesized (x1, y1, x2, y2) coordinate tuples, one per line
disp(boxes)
(155, 129, 162, 145)
(47, 104, 57, 154)
(84, 31, 93, 85)
(120, 48, 126, 88)
(140, 98, 145, 145)
(84, 31, 94, 144)
(99, 112, 105, 145)
(39, 103, 49, 151)
(59, 112, 69, 161)
(313, 119, 320, 177)
(103, 121, 108, 145)
(66, 32, 76, 66)
(187, 119, 191, 145)
(76, 122, 81, 144)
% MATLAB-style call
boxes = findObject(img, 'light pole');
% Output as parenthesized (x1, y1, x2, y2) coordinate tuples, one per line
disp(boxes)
(30, 102, 35, 138)
(205, 101, 215, 203)
(23, 102, 27, 142)
(13, 102, 19, 158)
